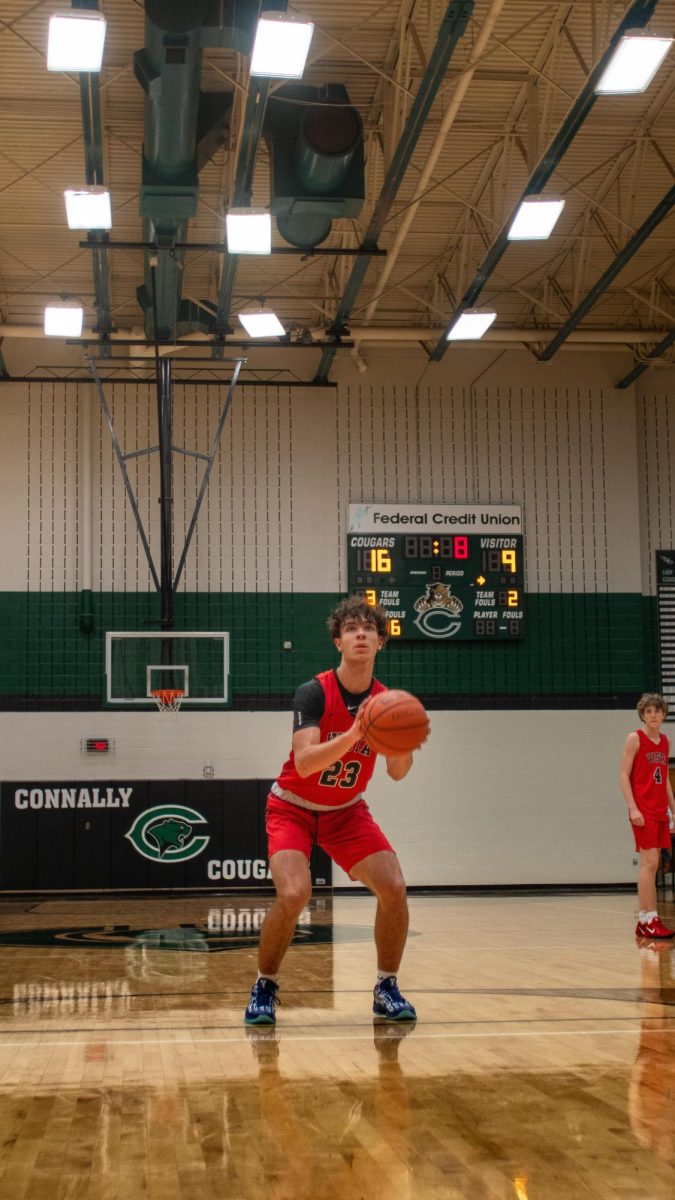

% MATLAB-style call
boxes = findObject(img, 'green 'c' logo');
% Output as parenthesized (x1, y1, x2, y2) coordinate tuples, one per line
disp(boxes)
(125, 805, 210, 863)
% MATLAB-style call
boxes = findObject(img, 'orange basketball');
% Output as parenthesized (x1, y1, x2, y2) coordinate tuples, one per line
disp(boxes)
(361, 689, 430, 756)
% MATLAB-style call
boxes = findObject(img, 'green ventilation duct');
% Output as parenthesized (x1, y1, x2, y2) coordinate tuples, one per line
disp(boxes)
(265, 84, 365, 249)
(134, 0, 258, 340)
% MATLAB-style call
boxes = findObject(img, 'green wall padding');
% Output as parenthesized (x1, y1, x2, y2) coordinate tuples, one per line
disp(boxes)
(0, 591, 658, 706)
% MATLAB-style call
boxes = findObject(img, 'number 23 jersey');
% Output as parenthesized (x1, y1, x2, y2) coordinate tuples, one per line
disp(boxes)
(275, 669, 386, 808)
(630, 729, 669, 818)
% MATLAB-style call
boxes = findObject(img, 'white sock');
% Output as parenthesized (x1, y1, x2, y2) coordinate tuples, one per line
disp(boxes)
(376, 970, 395, 984)
(258, 971, 279, 984)
(644, 911, 657, 922)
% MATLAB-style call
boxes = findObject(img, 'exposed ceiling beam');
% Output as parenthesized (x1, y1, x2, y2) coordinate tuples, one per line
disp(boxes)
(360, 0, 506, 330)
(312, 0, 474, 384)
(537, 182, 675, 360)
(429, 0, 663, 361)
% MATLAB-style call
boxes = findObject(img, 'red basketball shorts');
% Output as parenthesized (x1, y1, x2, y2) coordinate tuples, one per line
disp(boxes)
(266, 794, 394, 877)
(631, 814, 672, 852)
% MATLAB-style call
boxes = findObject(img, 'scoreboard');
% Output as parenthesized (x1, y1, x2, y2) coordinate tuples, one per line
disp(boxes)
(347, 503, 524, 642)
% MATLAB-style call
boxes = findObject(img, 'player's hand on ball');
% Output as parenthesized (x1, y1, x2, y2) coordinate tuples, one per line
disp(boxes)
(361, 690, 429, 756)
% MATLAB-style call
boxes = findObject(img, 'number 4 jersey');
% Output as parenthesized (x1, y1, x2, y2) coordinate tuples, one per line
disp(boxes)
(630, 729, 670, 818)
(274, 669, 386, 809)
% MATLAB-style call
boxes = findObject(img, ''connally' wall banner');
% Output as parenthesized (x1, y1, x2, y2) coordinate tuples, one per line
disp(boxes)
(0, 780, 331, 891)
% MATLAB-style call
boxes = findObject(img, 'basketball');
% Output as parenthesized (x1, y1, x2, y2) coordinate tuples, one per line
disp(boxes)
(361, 689, 430, 756)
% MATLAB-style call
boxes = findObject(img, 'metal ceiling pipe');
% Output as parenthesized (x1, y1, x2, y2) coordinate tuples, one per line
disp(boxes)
(0, 324, 668, 345)
(342, 327, 667, 344)
(361, 0, 506, 328)
(615, 327, 675, 388)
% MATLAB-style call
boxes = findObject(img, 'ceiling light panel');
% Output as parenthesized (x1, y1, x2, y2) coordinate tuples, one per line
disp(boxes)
(44, 304, 84, 337)
(250, 12, 314, 79)
(47, 12, 107, 72)
(226, 210, 272, 254)
(64, 187, 112, 230)
(446, 311, 497, 341)
(595, 35, 673, 94)
(238, 311, 285, 337)
(507, 197, 565, 240)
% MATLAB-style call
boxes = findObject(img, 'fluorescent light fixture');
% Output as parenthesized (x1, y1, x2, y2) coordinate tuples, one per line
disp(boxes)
(446, 310, 497, 342)
(595, 35, 672, 94)
(507, 196, 565, 241)
(64, 186, 112, 230)
(250, 11, 314, 78)
(47, 11, 107, 72)
(238, 310, 285, 337)
(44, 303, 84, 337)
(226, 208, 271, 254)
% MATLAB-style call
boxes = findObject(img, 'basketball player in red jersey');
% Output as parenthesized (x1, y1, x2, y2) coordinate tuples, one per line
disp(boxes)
(244, 597, 423, 1026)
(620, 693, 675, 939)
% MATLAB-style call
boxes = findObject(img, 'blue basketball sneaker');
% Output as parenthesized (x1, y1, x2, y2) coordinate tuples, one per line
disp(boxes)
(372, 976, 416, 1021)
(244, 977, 279, 1025)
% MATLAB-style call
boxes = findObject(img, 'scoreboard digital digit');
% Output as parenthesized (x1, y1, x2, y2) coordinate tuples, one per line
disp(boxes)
(347, 503, 525, 642)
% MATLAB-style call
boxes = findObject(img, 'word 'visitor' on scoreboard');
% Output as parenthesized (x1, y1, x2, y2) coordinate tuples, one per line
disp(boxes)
(348, 503, 525, 641)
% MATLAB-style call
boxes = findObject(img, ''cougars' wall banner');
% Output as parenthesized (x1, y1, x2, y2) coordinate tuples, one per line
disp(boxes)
(0, 780, 331, 891)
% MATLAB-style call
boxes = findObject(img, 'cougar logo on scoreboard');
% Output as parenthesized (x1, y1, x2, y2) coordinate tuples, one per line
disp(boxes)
(125, 805, 210, 863)
(413, 583, 463, 639)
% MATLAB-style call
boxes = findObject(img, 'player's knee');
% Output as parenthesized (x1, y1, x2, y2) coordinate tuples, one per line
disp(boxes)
(376, 874, 407, 908)
(277, 879, 312, 913)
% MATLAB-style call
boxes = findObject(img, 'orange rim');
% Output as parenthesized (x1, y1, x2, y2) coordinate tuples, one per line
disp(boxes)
(152, 688, 184, 710)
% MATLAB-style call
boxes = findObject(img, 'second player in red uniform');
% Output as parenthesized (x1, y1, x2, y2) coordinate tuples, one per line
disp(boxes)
(620, 693, 675, 939)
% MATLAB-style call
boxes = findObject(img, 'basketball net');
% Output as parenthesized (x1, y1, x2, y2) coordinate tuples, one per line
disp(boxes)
(152, 688, 184, 714)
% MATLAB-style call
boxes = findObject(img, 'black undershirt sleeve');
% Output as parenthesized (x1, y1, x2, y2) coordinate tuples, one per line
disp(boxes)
(292, 679, 325, 733)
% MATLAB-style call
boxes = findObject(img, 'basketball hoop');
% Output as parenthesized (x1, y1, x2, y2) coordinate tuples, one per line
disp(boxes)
(152, 688, 184, 714)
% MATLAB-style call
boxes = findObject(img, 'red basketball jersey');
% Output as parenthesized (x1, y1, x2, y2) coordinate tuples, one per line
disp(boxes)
(275, 669, 386, 808)
(630, 729, 669, 818)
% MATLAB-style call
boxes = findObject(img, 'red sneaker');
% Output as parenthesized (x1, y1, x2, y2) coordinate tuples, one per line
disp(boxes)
(636, 916, 675, 939)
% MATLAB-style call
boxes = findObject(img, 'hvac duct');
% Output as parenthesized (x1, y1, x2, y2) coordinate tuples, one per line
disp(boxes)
(134, 0, 258, 340)
(266, 84, 365, 249)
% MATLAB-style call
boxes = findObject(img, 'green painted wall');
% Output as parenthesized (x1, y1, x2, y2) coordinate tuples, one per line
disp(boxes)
(0, 592, 658, 706)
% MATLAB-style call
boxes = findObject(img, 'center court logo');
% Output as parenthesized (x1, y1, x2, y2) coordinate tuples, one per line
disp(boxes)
(125, 805, 210, 863)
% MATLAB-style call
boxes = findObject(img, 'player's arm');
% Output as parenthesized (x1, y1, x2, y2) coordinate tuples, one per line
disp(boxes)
(619, 732, 644, 826)
(290, 680, 364, 778)
(385, 751, 413, 781)
(293, 720, 363, 777)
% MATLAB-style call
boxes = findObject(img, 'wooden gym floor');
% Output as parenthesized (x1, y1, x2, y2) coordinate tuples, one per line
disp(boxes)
(0, 890, 672, 1199)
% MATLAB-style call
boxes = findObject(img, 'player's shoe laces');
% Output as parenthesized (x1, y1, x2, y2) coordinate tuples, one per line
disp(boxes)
(372, 976, 416, 1021)
(244, 977, 279, 1024)
(635, 916, 675, 939)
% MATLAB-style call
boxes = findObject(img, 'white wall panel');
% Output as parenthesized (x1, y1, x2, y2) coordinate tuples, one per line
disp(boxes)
(0, 709, 638, 888)
(637, 391, 675, 594)
(3, 369, 645, 597)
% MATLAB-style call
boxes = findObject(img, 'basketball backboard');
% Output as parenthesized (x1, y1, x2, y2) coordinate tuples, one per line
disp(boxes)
(105, 632, 230, 706)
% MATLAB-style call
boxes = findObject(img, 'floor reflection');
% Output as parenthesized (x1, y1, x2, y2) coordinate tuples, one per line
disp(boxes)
(630, 941, 675, 1164)
(0, 894, 674, 1196)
